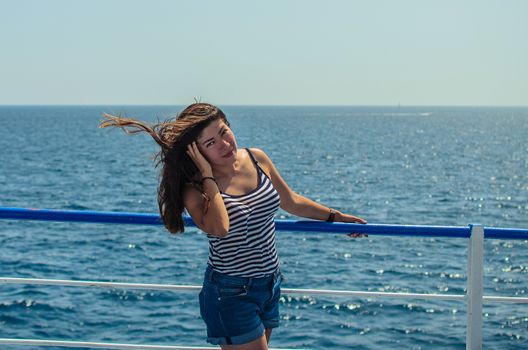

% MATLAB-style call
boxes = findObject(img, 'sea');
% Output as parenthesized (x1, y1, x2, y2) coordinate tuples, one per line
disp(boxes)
(0, 105, 527, 349)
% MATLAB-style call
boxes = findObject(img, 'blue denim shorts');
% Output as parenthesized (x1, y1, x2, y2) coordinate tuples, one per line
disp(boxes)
(198, 265, 283, 345)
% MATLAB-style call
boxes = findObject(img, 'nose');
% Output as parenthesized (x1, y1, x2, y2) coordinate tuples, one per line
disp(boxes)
(221, 139, 230, 149)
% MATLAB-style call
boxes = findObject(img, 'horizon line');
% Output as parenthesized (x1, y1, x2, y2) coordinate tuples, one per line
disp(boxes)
(1, 103, 527, 108)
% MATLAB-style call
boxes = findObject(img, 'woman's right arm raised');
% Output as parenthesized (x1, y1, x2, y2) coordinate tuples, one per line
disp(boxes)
(183, 142, 230, 238)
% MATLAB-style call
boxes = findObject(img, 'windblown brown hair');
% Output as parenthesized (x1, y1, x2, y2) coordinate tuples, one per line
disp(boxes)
(99, 103, 230, 233)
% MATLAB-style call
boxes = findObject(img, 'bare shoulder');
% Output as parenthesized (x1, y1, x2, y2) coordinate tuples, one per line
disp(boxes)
(248, 147, 272, 164)
(248, 147, 274, 175)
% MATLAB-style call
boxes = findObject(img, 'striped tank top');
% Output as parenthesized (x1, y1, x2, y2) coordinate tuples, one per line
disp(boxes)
(207, 148, 281, 278)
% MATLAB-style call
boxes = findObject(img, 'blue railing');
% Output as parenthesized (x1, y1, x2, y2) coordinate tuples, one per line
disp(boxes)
(1, 206, 526, 239)
(1, 206, 528, 350)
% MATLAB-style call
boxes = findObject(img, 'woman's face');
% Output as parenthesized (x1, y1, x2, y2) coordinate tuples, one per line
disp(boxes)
(196, 118, 237, 167)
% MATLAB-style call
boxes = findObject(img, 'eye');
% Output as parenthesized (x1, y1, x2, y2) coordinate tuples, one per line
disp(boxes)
(206, 140, 215, 148)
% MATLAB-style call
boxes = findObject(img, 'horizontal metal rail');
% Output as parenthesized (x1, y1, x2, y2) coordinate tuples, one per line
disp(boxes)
(2, 206, 528, 350)
(1, 207, 527, 239)
(0, 338, 303, 350)
(1, 277, 528, 303)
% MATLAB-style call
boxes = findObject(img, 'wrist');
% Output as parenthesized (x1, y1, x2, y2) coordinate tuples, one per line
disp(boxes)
(201, 176, 218, 188)
(326, 208, 336, 222)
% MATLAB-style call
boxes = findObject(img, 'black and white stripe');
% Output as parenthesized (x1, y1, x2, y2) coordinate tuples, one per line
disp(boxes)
(207, 149, 281, 277)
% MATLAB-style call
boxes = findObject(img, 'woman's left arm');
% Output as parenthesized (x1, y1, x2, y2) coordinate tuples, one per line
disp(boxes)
(252, 148, 366, 224)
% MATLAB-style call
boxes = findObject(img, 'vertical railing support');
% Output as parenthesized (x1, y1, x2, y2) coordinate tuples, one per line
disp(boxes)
(466, 224, 484, 350)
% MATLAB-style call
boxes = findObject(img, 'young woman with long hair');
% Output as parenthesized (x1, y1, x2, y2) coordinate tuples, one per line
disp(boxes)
(99, 102, 366, 350)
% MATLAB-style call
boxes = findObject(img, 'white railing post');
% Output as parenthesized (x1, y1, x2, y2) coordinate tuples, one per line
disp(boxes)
(466, 224, 484, 350)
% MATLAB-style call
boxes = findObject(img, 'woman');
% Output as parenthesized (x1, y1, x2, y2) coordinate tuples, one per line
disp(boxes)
(100, 103, 366, 350)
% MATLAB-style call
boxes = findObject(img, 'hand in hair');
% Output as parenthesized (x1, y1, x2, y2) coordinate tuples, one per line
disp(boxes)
(187, 141, 213, 178)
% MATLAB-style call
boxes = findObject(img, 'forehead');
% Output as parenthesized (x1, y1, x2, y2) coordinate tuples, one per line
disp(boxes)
(197, 119, 226, 139)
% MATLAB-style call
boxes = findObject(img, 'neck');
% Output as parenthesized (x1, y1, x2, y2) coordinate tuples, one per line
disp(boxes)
(212, 163, 237, 180)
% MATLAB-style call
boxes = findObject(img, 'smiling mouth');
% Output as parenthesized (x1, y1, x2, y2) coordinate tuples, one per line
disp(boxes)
(222, 149, 234, 158)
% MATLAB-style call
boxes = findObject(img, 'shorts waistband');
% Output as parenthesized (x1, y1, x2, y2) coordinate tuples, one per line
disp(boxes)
(205, 265, 281, 287)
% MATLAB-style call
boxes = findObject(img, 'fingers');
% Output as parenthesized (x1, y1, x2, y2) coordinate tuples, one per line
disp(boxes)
(347, 233, 368, 238)
(186, 141, 196, 155)
(186, 142, 200, 167)
(340, 213, 367, 225)
(357, 217, 367, 224)
(350, 216, 367, 224)
(186, 142, 213, 176)
(186, 142, 201, 161)
(345, 216, 368, 238)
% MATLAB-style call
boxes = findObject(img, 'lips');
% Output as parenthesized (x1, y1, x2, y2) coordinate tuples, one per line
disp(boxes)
(222, 148, 234, 158)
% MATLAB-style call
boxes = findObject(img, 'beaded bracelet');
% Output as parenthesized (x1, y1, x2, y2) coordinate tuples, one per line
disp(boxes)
(326, 208, 336, 222)
(201, 176, 218, 187)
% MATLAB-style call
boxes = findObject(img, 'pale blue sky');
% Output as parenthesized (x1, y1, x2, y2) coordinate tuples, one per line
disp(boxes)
(0, 0, 526, 105)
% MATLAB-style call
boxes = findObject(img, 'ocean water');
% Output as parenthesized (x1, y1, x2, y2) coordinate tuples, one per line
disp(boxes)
(0, 105, 527, 349)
